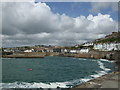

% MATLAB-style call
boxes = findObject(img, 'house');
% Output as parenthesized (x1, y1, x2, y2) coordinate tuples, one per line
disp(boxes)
(3, 48, 14, 52)
(46, 48, 53, 52)
(24, 49, 34, 52)
(53, 48, 62, 53)
(70, 50, 77, 54)
(79, 48, 89, 53)
(82, 42, 93, 47)
(64, 49, 68, 53)
(93, 43, 120, 51)
(34, 48, 45, 52)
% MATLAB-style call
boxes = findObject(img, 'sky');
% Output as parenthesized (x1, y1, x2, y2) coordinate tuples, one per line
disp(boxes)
(1, 2, 118, 47)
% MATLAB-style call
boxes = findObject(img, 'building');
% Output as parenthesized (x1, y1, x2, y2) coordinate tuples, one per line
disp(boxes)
(24, 49, 34, 52)
(93, 32, 120, 51)
(82, 42, 93, 47)
(53, 48, 62, 53)
(69, 50, 77, 54)
(79, 48, 89, 53)
(93, 43, 120, 51)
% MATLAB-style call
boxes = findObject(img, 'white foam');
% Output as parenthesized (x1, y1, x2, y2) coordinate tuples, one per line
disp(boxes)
(90, 60, 112, 79)
(100, 59, 114, 63)
(79, 58, 87, 61)
(1, 77, 97, 88)
(91, 59, 97, 62)
(97, 61, 111, 72)
(1, 81, 69, 88)
(80, 78, 91, 82)
(90, 71, 107, 78)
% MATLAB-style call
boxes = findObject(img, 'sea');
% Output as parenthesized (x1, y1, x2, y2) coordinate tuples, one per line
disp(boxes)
(1, 56, 116, 88)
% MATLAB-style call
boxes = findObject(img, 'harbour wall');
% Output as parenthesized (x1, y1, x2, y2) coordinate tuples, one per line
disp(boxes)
(2, 50, 118, 61)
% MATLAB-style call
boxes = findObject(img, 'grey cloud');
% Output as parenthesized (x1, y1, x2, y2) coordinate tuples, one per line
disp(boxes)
(2, 2, 118, 47)
(90, 2, 118, 13)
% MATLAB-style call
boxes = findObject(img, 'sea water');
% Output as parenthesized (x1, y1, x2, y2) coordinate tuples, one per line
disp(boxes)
(1, 56, 115, 88)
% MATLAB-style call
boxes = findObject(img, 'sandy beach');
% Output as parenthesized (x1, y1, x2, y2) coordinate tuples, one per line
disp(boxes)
(73, 72, 120, 89)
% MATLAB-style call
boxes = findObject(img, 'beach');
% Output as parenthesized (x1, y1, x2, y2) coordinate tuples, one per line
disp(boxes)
(73, 71, 120, 88)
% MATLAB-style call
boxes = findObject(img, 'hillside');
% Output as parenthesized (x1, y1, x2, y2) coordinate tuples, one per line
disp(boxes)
(94, 32, 120, 43)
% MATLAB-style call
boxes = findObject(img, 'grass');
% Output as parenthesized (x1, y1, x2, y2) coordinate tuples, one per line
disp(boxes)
(95, 37, 120, 43)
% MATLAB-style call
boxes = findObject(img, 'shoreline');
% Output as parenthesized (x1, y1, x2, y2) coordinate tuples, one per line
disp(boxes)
(73, 71, 119, 88)
(1, 53, 115, 61)
(1, 56, 118, 88)
(1, 55, 116, 63)
(2, 50, 118, 60)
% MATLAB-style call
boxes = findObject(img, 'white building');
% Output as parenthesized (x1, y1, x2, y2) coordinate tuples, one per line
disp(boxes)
(63, 49, 69, 53)
(3, 49, 14, 52)
(79, 48, 89, 53)
(93, 43, 120, 51)
(24, 49, 34, 52)
(70, 50, 77, 53)
(82, 42, 93, 46)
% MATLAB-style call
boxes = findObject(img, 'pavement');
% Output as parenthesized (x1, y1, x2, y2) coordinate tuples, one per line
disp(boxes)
(101, 73, 119, 88)
(74, 72, 120, 89)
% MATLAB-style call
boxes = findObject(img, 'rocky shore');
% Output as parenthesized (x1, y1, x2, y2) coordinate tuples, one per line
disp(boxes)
(72, 72, 120, 89)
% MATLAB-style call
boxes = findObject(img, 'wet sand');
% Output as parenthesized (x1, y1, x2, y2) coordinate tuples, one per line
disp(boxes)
(73, 72, 120, 88)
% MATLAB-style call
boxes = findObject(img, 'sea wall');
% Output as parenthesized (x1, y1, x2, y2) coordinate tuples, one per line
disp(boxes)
(61, 50, 117, 60)
(2, 52, 46, 58)
(46, 52, 60, 56)
(2, 50, 118, 60)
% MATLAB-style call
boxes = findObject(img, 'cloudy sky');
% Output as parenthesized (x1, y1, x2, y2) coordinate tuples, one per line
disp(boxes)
(1, 2, 118, 47)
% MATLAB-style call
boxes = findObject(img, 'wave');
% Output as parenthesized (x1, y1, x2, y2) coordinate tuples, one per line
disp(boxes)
(78, 58, 87, 61)
(1, 81, 69, 88)
(90, 71, 107, 78)
(90, 60, 112, 78)
(99, 59, 114, 63)
(97, 61, 111, 71)
(1, 59, 113, 88)
(79, 58, 114, 63)
(1, 78, 93, 88)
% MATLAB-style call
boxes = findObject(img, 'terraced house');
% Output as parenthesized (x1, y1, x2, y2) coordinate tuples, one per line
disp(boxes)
(93, 32, 120, 51)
